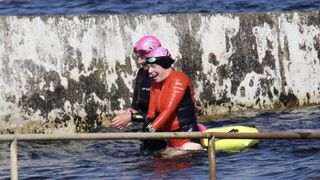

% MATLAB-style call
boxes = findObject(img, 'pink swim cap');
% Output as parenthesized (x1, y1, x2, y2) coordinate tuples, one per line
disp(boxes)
(134, 35, 161, 55)
(145, 47, 174, 68)
(146, 46, 171, 59)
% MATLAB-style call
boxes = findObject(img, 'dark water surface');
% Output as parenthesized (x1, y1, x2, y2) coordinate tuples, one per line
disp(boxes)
(0, 0, 319, 16)
(1, 0, 320, 179)
(1, 106, 320, 179)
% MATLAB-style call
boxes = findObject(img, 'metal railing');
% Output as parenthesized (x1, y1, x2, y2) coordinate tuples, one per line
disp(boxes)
(1, 131, 320, 180)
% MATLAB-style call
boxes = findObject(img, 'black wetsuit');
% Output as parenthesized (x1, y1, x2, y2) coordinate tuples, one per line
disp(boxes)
(130, 68, 167, 153)
(131, 68, 151, 119)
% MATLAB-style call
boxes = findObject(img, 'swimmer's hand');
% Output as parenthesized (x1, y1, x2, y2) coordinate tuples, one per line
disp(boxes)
(110, 111, 131, 129)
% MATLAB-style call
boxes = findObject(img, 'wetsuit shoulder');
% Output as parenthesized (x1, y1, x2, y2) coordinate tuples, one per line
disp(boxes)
(166, 71, 191, 88)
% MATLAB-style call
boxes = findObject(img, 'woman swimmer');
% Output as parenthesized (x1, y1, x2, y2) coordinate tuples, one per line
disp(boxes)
(144, 46, 203, 157)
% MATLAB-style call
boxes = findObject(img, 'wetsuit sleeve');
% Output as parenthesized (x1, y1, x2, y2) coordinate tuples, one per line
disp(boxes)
(131, 70, 140, 109)
(151, 74, 189, 130)
(146, 83, 156, 120)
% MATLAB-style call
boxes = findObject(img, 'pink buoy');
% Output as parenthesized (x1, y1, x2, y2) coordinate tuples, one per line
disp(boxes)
(197, 123, 207, 132)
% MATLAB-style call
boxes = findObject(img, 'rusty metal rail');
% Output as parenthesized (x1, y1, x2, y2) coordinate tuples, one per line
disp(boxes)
(2, 131, 320, 180)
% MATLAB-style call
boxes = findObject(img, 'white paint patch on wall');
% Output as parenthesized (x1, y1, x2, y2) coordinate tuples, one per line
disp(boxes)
(10, 17, 63, 73)
(62, 17, 96, 72)
(280, 13, 320, 105)
(236, 72, 260, 101)
(246, 21, 283, 107)
(0, 16, 65, 125)
(195, 15, 240, 100)
(253, 22, 278, 64)
(104, 16, 127, 65)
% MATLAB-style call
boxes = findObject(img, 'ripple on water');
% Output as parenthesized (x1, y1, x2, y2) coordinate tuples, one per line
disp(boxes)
(0, 0, 320, 15)
(2, 106, 320, 179)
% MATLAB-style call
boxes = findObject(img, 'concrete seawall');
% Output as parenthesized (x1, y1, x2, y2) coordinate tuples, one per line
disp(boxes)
(1, 12, 319, 133)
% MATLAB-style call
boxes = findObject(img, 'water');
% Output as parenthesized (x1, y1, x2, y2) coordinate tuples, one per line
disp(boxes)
(1, 106, 320, 179)
(0, 0, 319, 16)
(1, 0, 320, 179)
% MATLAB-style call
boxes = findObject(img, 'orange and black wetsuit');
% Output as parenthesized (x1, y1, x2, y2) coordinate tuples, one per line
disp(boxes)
(131, 68, 167, 152)
(146, 70, 200, 148)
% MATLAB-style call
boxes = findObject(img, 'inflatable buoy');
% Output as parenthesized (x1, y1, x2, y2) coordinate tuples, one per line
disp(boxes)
(197, 123, 207, 132)
(202, 125, 259, 152)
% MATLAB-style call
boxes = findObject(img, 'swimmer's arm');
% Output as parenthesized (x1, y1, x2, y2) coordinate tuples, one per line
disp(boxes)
(151, 78, 186, 130)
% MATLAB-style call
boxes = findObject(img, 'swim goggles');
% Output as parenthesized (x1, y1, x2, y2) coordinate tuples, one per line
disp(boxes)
(133, 48, 148, 58)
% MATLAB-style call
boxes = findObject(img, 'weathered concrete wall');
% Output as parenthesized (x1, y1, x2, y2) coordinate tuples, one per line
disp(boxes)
(0, 12, 319, 133)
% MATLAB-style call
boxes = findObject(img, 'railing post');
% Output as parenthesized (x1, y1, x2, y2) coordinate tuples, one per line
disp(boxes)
(10, 139, 18, 180)
(208, 136, 216, 180)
